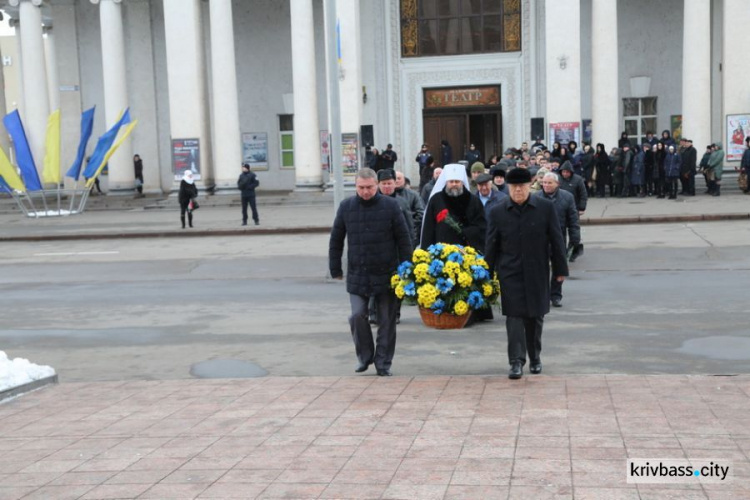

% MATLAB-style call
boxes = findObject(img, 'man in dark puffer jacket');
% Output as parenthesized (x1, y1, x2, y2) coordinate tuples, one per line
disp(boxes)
(329, 168, 413, 376)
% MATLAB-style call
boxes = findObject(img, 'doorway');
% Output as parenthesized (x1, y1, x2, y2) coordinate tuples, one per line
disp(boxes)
(422, 85, 503, 167)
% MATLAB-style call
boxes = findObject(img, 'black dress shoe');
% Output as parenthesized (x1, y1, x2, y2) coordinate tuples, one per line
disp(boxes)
(376, 369, 393, 376)
(508, 362, 523, 380)
(355, 361, 371, 373)
(530, 363, 542, 374)
(551, 299, 562, 307)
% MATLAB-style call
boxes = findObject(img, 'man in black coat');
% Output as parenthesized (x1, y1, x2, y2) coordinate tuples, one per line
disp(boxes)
(381, 144, 398, 171)
(680, 138, 697, 196)
(534, 172, 580, 308)
(329, 168, 412, 377)
(420, 164, 487, 253)
(558, 161, 588, 215)
(237, 164, 260, 226)
(485, 168, 569, 379)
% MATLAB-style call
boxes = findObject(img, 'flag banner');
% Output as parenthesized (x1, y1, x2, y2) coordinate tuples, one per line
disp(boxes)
(82, 108, 131, 181)
(86, 119, 138, 188)
(3, 110, 42, 191)
(0, 176, 10, 193)
(0, 146, 25, 192)
(42, 110, 62, 185)
(66, 106, 95, 181)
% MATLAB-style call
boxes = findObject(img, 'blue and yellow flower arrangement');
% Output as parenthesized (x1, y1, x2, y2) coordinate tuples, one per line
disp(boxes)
(392, 243, 500, 317)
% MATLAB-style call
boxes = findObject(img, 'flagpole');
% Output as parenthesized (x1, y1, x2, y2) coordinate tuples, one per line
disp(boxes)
(11, 191, 30, 217)
(40, 189, 50, 215)
(68, 179, 78, 213)
(24, 192, 40, 218)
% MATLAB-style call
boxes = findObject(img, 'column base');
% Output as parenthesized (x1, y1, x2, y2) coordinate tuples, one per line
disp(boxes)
(294, 183, 325, 193)
(211, 182, 242, 196)
(106, 187, 138, 196)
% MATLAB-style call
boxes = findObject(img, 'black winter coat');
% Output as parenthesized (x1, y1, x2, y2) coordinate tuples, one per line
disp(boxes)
(681, 146, 697, 175)
(237, 171, 259, 196)
(329, 193, 413, 297)
(420, 189, 487, 253)
(533, 188, 580, 247)
(558, 162, 588, 211)
(486, 195, 569, 317)
(594, 152, 611, 185)
(178, 180, 198, 207)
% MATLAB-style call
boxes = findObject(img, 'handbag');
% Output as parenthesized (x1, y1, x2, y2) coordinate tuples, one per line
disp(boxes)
(738, 172, 748, 191)
(188, 198, 200, 211)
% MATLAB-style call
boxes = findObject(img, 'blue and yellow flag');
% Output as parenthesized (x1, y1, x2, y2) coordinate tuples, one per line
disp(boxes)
(66, 106, 95, 181)
(0, 146, 25, 193)
(83, 109, 131, 181)
(85, 119, 138, 188)
(42, 110, 61, 185)
(3, 110, 41, 191)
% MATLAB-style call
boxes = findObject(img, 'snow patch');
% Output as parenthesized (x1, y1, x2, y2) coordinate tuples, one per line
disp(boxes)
(0, 351, 56, 392)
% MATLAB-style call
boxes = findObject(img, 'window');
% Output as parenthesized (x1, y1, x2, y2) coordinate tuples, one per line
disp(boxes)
(401, 0, 521, 57)
(623, 97, 657, 145)
(279, 115, 294, 169)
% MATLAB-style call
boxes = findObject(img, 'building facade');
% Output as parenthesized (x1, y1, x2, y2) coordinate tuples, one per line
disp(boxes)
(2, 0, 748, 194)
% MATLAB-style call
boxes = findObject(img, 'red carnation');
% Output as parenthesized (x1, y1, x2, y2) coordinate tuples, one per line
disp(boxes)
(436, 209, 449, 223)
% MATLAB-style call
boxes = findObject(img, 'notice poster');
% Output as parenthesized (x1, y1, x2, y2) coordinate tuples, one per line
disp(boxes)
(242, 133, 268, 170)
(172, 138, 201, 180)
(548, 122, 580, 148)
(670, 115, 683, 142)
(320, 130, 330, 170)
(726, 114, 750, 162)
(341, 133, 359, 176)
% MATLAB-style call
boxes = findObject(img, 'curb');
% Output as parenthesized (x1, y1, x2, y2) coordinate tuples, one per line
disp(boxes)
(0, 374, 58, 403)
(0, 213, 748, 242)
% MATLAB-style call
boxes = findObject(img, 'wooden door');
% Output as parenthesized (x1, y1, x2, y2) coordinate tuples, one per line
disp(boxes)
(440, 115, 465, 166)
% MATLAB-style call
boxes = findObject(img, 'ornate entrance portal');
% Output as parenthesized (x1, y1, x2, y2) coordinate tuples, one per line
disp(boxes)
(422, 85, 503, 167)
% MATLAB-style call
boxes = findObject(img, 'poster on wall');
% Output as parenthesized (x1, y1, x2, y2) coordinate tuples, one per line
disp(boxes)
(548, 122, 580, 147)
(670, 115, 682, 142)
(726, 114, 750, 162)
(172, 138, 201, 180)
(582, 120, 592, 144)
(341, 133, 359, 176)
(242, 133, 268, 171)
(320, 130, 330, 170)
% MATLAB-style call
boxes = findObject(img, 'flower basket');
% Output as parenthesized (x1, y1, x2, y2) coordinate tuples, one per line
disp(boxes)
(392, 243, 500, 329)
(418, 307, 470, 329)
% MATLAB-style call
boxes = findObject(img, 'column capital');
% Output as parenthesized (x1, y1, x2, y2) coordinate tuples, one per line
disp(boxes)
(8, 0, 44, 7)
(90, 0, 123, 5)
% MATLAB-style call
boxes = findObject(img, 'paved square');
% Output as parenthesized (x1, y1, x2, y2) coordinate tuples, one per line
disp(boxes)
(1, 375, 749, 499)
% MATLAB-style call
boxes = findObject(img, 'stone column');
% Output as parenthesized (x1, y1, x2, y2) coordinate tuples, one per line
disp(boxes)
(8, 18, 25, 122)
(10, 0, 50, 171)
(163, 0, 212, 190)
(682, 0, 710, 151)
(722, 0, 750, 148)
(290, 0, 322, 189)
(91, 0, 133, 193)
(544, 0, 581, 127)
(43, 26, 60, 113)
(590, 0, 618, 148)
(335, 0, 362, 136)
(209, 0, 242, 192)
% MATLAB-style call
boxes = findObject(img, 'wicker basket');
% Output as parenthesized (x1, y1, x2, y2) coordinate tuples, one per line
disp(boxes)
(418, 307, 471, 330)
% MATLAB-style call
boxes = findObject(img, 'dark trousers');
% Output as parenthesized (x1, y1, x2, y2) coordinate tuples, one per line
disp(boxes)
(135, 174, 144, 194)
(550, 276, 563, 302)
(667, 178, 678, 198)
(349, 293, 398, 370)
(506, 316, 544, 366)
(686, 172, 695, 195)
(679, 175, 689, 194)
(241, 195, 259, 223)
(180, 206, 193, 227)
